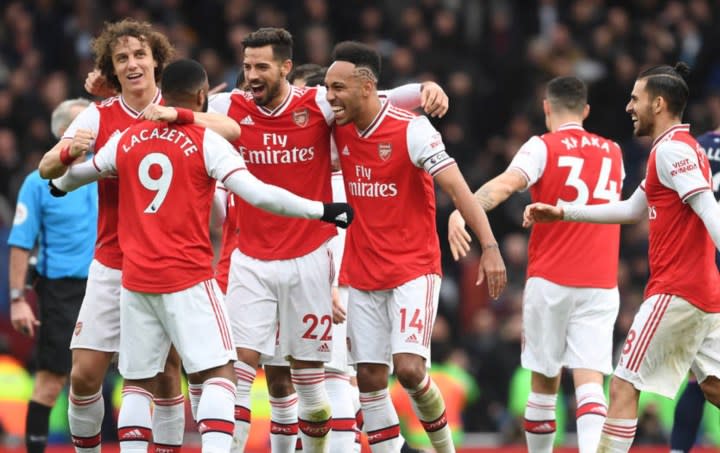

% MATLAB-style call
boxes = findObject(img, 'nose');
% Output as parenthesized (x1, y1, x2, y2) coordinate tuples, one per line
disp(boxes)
(625, 100, 632, 113)
(326, 88, 335, 103)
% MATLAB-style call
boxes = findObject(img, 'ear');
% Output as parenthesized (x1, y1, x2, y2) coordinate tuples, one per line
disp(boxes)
(582, 104, 590, 120)
(542, 99, 551, 117)
(281, 59, 293, 79)
(654, 96, 664, 114)
(197, 88, 206, 109)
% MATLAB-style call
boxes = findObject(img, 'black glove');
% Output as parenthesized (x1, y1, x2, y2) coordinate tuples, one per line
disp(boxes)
(48, 180, 67, 197)
(321, 203, 354, 229)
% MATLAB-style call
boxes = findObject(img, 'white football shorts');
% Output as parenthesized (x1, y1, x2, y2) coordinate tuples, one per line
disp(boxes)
(521, 277, 620, 377)
(226, 242, 334, 364)
(118, 279, 235, 379)
(347, 274, 440, 367)
(614, 293, 720, 398)
(70, 259, 122, 352)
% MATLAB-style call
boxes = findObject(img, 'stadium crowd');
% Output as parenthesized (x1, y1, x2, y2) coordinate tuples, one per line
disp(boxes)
(2, 0, 720, 448)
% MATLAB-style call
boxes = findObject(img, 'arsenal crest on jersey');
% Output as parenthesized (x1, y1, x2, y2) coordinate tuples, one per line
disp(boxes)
(292, 108, 309, 127)
(378, 143, 392, 160)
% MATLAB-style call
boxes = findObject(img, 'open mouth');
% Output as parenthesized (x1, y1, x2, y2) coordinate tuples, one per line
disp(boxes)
(127, 73, 143, 81)
(249, 83, 266, 98)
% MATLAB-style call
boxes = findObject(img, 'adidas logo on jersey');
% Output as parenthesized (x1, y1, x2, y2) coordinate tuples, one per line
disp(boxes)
(317, 342, 330, 352)
(341, 145, 350, 156)
(240, 115, 255, 126)
(121, 429, 144, 439)
(405, 334, 419, 344)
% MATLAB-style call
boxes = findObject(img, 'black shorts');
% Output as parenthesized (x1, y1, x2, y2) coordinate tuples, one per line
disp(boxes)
(35, 277, 87, 374)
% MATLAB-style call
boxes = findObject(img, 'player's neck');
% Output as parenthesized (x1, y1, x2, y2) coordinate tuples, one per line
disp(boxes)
(355, 96, 382, 131)
(549, 115, 583, 132)
(650, 116, 682, 142)
(122, 86, 159, 113)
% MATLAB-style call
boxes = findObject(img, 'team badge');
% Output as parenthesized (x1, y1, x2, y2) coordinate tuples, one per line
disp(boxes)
(378, 143, 392, 161)
(74, 321, 83, 336)
(292, 108, 309, 127)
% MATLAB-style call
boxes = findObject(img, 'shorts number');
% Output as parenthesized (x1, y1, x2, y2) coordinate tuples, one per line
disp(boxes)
(302, 314, 332, 341)
(399, 308, 423, 333)
(557, 156, 620, 206)
(138, 153, 173, 213)
(622, 329, 637, 355)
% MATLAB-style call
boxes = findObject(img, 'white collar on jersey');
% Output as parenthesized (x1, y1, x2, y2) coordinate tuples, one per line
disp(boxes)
(557, 122, 584, 131)
(120, 87, 162, 118)
(652, 123, 690, 148)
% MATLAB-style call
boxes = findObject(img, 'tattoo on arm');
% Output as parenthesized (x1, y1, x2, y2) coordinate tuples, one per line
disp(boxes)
(474, 186, 497, 212)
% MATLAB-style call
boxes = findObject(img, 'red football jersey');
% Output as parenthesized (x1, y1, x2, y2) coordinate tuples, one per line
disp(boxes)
(62, 90, 163, 269)
(210, 85, 336, 260)
(511, 123, 624, 288)
(332, 102, 454, 290)
(93, 121, 246, 293)
(642, 124, 720, 312)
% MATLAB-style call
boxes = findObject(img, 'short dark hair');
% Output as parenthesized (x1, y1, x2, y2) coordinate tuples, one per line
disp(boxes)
(637, 62, 690, 117)
(242, 27, 293, 62)
(546, 76, 587, 113)
(330, 41, 381, 80)
(92, 19, 174, 92)
(161, 59, 207, 102)
(288, 63, 324, 84)
(303, 69, 327, 87)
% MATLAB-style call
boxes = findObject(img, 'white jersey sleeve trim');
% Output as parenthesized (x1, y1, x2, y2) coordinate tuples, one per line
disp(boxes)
(313, 85, 335, 125)
(655, 140, 711, 202)
(406, 116, 454, 175)
(62, 103, 100, 140)
(507, 135, 547, 190)
(208, 91, 234, 115)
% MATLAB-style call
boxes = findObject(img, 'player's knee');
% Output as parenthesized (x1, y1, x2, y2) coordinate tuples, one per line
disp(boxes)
(700, 377, 720, 407)
(394, 360, 425, 389)
(356, 365, 388, 391)
(607, 375, 636, 407)
(69, 363, 103, 395)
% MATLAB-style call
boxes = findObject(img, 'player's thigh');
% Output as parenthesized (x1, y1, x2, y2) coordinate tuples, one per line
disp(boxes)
(226, 249, 279, 359)
(347, 287, 392, 366)
(163, 280, 236, 375)
(278, 242, 334, 363)
(70, 259, 122, 352)
(118, 288, 171, 380)
(615, 294, 705, 398)
(387, 274, 441, 364)
(691, 311, 720, 385)
(35, 277, 86, 375)
(521, 277, 573, 377)
(565, 286, 620, 374)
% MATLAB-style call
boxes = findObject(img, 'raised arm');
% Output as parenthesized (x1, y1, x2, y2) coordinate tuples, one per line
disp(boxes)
(382, 81, 449, 118)
(523, 185, 648, 227)
(142, 104, 241, 141)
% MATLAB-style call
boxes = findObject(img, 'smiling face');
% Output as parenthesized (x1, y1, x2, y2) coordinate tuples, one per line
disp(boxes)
(243, 45, 291, 108)
(626, 78, 655, 137)
(324, 61, 367, 126)
(111, 36, 158, 96)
